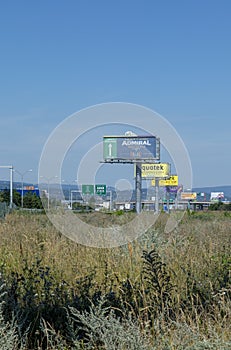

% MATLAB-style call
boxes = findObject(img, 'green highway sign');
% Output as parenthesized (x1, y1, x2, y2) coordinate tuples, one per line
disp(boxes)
(82, 184, 94, 195)
(95, 184, 106, 195)
(103, 137, 117, 159)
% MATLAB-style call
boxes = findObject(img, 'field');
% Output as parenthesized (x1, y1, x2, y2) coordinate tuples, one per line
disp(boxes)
(0, 210, 230, 349)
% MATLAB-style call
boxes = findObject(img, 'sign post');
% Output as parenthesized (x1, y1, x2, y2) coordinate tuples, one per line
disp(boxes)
(155, 178, 160, 213)
(135, 163, 142, 214)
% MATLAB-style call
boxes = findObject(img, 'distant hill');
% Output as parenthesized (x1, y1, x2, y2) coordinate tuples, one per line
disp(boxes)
(1, 181, 231, 200)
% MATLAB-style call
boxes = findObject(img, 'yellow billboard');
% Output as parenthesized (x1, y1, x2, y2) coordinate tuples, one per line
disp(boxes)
(181, 192, 197, 200)
(138, 163, 170, 178)
(151, 175, 178, 186)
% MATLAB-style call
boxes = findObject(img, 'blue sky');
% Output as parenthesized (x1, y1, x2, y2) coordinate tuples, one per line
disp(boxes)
(0, 0, 230, 188)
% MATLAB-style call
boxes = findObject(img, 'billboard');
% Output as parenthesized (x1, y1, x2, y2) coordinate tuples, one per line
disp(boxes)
(210, 192, 224, 201)
(151, 175, 178, 187)
(16, 188, 40, 196)
(181, 192, 197, 200)
(103, 135, 160, 161)
(139, 163, 170, 178)
(166, 186, 181, 193)
(24, 185, 35, 190)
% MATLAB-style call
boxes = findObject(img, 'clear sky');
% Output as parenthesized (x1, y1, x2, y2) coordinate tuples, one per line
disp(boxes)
(0, 0, 230, 188)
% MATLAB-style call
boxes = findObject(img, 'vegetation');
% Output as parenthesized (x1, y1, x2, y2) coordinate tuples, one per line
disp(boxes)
(0, 189, 21, 207)
(0, 189, 43, 209)
(0, 210, 230, 349)
(208, 201, 231, 211)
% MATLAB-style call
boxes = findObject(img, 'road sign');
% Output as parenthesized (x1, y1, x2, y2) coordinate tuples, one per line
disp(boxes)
(140, 163, 170, 178)
(82, 184, 94, 195)
(181, 192, 197, 200)
(103, 135, 160, 161)
(103, 138, 117, 159)
(95, 184, 106, 195)
(151, 175, 178, 186)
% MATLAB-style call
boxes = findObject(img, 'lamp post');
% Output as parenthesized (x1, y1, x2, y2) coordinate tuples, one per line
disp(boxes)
(69, 180, 78, 208)
(40, 176, 58, 210)
(14, 169, 32, 208)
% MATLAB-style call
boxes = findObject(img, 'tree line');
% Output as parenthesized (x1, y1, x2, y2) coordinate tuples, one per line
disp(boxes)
(0, 189, 43, 209)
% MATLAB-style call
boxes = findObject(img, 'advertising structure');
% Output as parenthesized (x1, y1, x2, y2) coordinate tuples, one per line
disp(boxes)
(181, 192, 197, 200)
(166, 186, 181, 193)
(24, 185, 35, 190)
(103, 135, 160, 161)
(151, 175, 178, 187)
(139, 163, 170, 178)
(210, 192, 224, 201)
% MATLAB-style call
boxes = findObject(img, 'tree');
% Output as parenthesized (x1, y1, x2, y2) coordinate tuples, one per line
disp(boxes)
(0, 189, 21, 207)
(23, 192, 43, 209)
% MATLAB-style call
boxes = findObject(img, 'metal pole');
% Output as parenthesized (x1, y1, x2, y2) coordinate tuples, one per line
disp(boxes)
(14, 169, 32, 208)
(155, 177, 159, 213)
(166, 187, 170, 213)
(21, 176, 24, 208)
(135, 162, 142, 214)
(10, 166, 13, 209)
(48, 179, 50, 210)
(71, 191, 73, 210)
(110, 190, 112, 211)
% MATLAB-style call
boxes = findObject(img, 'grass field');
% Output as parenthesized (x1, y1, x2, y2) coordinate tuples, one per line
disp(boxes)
(0, 210, 230, 349)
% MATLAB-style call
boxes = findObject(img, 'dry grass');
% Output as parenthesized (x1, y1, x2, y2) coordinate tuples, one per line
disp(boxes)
(0, 210, 230, 349)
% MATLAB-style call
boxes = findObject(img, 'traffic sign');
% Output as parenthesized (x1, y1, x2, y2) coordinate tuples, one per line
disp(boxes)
(103, 138, 117, 159)
(95, 184, 106, 195)
(82, 184, 94, 195)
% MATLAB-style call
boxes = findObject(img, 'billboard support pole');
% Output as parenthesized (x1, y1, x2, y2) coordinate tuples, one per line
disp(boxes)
(135, 162, 142, 214)
(166, 187, 170, 213)
(155, 178, 159, 213)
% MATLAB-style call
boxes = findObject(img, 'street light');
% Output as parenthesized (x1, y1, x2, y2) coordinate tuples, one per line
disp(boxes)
(69, 179, 78, 204)
(40, 175, 58, 210)
(14, 169, 32, 208)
